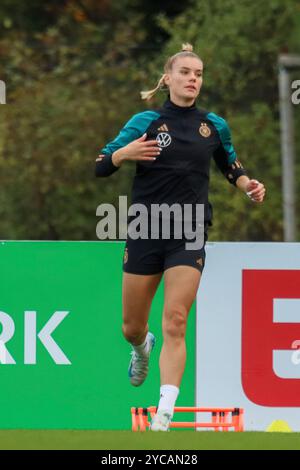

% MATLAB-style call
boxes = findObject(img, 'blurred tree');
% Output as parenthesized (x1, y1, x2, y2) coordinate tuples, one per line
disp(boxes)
(129, 0, 194, 52)
(0, 0, 64, 34)
(0, 6, 147, 239)
(0, 0, 299, 240)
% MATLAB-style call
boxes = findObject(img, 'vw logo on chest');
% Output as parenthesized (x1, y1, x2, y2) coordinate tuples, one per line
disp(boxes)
(156, 132, 172, 148)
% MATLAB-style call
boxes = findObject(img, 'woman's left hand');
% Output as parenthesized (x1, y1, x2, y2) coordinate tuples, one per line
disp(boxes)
(245, 179, 266, 203)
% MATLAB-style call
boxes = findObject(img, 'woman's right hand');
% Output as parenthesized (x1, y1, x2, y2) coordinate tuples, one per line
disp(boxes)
(112, 133, 161, 167)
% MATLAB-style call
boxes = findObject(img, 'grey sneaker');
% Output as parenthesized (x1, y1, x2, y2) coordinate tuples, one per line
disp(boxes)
(150, 410, 172, 431)
(128, 332, 155, 387)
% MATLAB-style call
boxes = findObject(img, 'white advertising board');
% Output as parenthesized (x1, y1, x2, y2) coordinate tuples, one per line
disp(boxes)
(196, 242, 300, 431)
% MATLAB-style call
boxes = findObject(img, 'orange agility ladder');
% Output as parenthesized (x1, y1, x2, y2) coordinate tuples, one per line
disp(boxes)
(131, 406, 244, 432)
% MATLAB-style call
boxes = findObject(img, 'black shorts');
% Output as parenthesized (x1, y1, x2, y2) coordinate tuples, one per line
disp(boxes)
(122, 218, 208, 275)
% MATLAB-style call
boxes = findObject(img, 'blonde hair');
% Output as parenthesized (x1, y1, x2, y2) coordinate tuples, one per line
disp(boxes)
(140, 43, 202, 101)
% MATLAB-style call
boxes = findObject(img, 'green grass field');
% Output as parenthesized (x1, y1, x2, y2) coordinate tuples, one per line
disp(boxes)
(0, 430, 300, 450)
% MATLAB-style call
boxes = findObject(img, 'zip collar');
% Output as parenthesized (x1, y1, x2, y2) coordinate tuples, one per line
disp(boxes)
(163, 95, 197, 112)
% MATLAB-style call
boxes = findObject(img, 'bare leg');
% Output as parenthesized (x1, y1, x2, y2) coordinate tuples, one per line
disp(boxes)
(160, 266, 202, 387)
(122, 272, 163, 346)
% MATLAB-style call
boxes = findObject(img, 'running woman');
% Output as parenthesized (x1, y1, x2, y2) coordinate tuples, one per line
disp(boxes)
(95, 43, 266, 431)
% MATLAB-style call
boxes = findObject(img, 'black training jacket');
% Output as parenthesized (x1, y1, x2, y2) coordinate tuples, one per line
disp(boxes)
(95, 96, 247, 226)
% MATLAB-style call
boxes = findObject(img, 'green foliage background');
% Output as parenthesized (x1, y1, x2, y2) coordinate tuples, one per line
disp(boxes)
(0, 0, 299, 240)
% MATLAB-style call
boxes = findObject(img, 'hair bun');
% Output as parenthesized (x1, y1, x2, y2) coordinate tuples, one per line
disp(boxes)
(181, 43, 193, 52)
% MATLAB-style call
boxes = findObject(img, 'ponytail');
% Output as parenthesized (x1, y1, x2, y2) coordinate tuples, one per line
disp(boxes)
(140, 74, 167, 101)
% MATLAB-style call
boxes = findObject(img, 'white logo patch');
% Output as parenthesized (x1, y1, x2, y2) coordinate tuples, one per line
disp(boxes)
(156, 132, 172, 148)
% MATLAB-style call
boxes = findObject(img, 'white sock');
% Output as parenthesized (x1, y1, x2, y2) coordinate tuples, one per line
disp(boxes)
(132, 334, 149, 356)
(157, 384, 179, 417)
